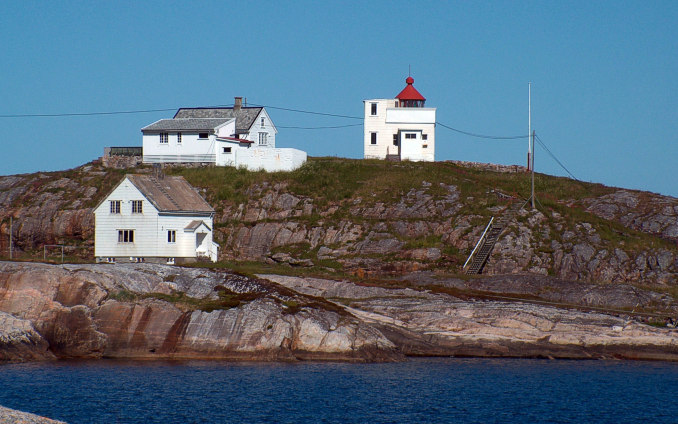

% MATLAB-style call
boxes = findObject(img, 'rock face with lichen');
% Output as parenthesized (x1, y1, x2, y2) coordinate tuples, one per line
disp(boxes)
(0, 261, 398, 362)
(1, 159, 677, 286)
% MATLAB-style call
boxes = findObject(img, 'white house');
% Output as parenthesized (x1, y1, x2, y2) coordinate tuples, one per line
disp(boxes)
(94, 174, 218, 264)
(364, 76, 436, 162)
(142, 98, 307, 172)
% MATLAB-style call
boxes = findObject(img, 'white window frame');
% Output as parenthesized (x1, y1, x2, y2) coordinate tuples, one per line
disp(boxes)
(160, 133, 168, 144)
(131, 200, 142, 214)
(261, 117, 265, 128)
(370, 132, 377, 145)
(223, 147, 232, 153)
(258, 132, 268, 145)
(117, 229, 134, 243)
(177, 132, 182, 144)
(198, 132, 209, 139)
(110, 200, 121, 214)
(370, 103, 377, 116)
(167, 230, 176, 243)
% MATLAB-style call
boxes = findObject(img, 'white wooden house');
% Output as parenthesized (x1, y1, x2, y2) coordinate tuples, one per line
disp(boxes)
(94, 174, 218, 264)
(142, 98, 307, 171)
(364, 76, 436, 162)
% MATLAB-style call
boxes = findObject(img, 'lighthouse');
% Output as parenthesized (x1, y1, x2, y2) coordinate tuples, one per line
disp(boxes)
(363, 76, 436, 162)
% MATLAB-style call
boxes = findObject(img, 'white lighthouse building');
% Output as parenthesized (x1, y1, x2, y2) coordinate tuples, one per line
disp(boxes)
(363, 76, 436, 162)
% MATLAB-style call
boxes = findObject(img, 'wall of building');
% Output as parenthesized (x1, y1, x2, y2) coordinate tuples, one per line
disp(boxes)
(242, 109, 277, 147)
(363, 99, 436, 162)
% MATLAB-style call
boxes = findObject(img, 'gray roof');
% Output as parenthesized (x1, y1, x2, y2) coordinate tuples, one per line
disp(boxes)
(126, 175, 214, 213)
(185, 220, 211, 231)
(174, 107, 263, 133)
(141, 118, 232, 132)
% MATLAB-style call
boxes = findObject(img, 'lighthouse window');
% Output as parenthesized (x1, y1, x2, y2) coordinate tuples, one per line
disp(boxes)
(370, 132, 377, 145)
(405, 133, 417, 139)
(422, 134, 428, 140)
(393, 134, 398, 146)
(370, 103, 377, 116)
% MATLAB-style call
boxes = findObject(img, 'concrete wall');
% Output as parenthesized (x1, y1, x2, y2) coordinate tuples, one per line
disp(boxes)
(234, 147, 307, 172)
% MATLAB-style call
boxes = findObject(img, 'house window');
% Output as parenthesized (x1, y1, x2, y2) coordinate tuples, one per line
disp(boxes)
(259, 133, 268, 145)
(261, 117, 265, 128)
(422, 134, 428, 140)
(110, 200, 120, 214)
(177, 133, 182, 144)
(423, 144, 428, 148)
(198, 132, 209, 139)
(167, 230, 176, 243)
(370, 103, 377, 116)
(132, 200, 142, 214)
(117, 229, 134, 243)
(393, 134, 398, 146)
(405, 133, 417, 139)
(223, 147, 232, 153)
(160, 133, 168, 144)
(370, 132, 377, 145)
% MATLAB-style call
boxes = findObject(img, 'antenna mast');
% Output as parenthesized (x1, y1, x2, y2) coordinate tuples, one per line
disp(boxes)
(528, 83, 535, 209)
(528, 82, 531, 172)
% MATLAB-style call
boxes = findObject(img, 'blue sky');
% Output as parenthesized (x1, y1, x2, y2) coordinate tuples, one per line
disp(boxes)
(1, 1, 677, 196)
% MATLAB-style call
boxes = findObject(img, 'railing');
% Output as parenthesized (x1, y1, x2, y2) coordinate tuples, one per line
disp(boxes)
(109, 147, 143, 156)
(463, 217, 494, 269)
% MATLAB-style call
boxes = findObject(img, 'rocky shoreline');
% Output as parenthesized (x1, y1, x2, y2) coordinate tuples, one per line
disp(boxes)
(2, 261, 678, 363)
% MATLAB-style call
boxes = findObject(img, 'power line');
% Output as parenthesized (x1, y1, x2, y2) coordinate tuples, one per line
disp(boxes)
(277, 123, 363, 130)
(247, 103, 363, 120)
(534, 133, 578, 180)
(436, 121, 529, 140)
(0, 107, 180, 118)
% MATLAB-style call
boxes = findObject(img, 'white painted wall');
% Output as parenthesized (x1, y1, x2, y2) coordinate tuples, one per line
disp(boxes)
(242, 109, 277, 147)
(363, 99, 436, 162)
(94, 177, 216, 261)
(236, 147, 307, 171)
(143, 132, 216, 163)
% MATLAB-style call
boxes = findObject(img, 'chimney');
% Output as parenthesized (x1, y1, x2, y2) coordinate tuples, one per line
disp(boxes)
(234, 97, 242, 111)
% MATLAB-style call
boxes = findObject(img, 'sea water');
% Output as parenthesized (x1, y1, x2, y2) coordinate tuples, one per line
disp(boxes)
(1, 358, 677, 423)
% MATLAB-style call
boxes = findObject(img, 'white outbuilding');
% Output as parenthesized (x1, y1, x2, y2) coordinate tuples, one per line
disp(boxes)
(363, 76, 436, 162)
(142, 98, 307, 172)
(94, 174, 218, 264)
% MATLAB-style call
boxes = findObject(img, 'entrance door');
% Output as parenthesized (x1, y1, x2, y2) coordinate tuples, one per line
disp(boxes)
(400, 131, 421, 161)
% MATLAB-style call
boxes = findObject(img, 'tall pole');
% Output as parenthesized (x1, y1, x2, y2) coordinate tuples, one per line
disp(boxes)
(531, 130, 536, 209)
(528, 83, 531, 171)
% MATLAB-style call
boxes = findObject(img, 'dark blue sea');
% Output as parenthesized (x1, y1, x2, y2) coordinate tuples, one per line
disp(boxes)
(1, 358, 677, 423)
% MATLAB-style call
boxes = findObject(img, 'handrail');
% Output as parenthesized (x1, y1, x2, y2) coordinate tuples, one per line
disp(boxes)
(463, 217, 494, 269)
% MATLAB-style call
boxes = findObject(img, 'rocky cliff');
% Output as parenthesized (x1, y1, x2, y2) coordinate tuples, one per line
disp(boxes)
(1, 158, 676, 289)
(3, 261, 678, 363)
(0, 261, 397, 362)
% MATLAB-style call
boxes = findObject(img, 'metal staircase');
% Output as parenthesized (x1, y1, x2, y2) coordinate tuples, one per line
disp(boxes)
(464, 202, 523, 275)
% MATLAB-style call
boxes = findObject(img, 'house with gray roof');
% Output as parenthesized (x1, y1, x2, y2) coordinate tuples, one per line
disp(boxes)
(94, 174, 218, 264)
(141, 97, 307, 172)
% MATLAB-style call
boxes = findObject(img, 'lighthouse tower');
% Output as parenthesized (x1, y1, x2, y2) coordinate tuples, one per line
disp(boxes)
(363, 76, 436, 161)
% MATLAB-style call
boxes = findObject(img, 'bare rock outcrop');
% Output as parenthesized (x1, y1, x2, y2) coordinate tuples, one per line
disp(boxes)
(0, 405, 66, 424)
(0, 262, 398, 362)
(263, 274, 678, 361)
